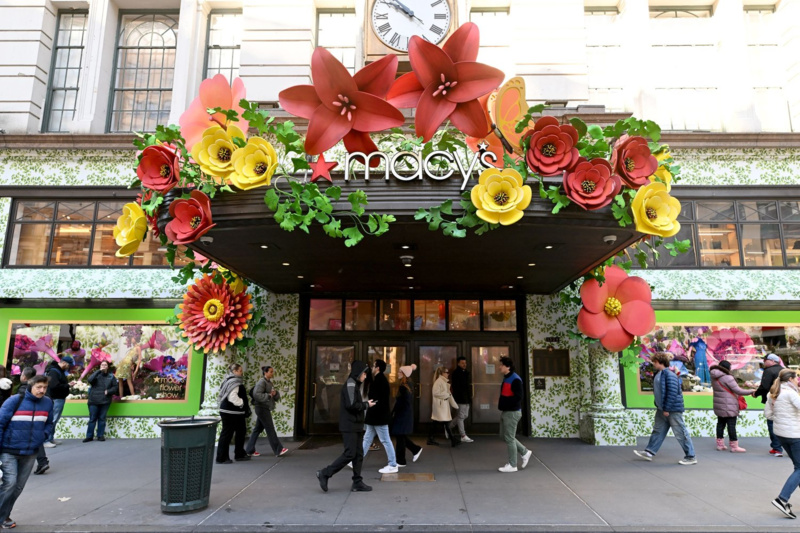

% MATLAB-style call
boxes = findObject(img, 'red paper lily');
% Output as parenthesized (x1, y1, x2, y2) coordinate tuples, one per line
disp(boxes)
(279, 50, 404, 157)
(386, 23, 504, 142)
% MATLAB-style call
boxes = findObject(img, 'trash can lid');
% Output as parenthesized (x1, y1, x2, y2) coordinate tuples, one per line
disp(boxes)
(157, 416, 220, 428)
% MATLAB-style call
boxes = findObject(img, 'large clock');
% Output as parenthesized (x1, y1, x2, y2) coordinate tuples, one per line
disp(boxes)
(370, 0, 453, 53)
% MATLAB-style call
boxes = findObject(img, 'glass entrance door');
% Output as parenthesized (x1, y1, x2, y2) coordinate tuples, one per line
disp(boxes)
(468, 343, 516, 433)
(365, 344, 408, 404)
(308, 342, 355, 434)
(417, 343, 459, 427)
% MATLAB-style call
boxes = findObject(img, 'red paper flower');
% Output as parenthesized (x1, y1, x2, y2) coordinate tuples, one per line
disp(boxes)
(386, 22, 504, 142)
(563, 158, 622, 210)
(610, 135, 658, 189)
(164, 190, 216, 245)
(523, 116, 580, 176)
(136, 190, 161, 239)
(137, 144, 180, 193)
(179, 74, 248, 151)
(279, 50, 404, 156)
(577, 265, 655, 352)
(178, 273, 253, 354)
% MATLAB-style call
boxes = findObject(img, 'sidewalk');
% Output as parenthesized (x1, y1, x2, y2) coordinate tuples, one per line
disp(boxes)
(11, 435, 800, 532)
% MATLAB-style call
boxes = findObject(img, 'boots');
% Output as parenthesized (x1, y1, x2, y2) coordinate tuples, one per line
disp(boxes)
(716, 438, 727, 451)
(730, 440, 746, 452)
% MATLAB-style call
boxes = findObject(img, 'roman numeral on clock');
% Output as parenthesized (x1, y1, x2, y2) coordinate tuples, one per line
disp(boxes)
(389, 32, 401, 47)
(431, 0, 444, 6)
(378, 23, 391, 34)
(375, 13, 388, 20)
(430, 25, 443, 36)
(434, 13, 447, 19)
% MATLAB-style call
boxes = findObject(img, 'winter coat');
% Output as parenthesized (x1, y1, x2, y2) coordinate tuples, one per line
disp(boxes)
(46, 361, 70, 400)
(710, 366, 753, 418)
(764, 382, 800, 438)
(339, 361, 369, 432)
(365, 371, 391, 426)
(754, 363, 783, 404)
(450, 366, 471, 404)
(391, 382, 414, 435)
(0, 390, 55, 455)
(431, 375, 457, 422)
(498, 371, 524, 411)
(654, 369, 684, 413)
(219, 380, 249, 416)
(88, 370, 118, 406)
(252, 377, 279, 412)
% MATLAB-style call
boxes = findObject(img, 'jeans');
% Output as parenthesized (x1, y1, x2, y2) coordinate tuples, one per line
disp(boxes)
(321, 431, 363, 485)
(645, 411, 695, 459)
(216, 413, 247, 462)
(778, 437, 800, 502)
(362, 424, 397, 467)
(716, 416, 738, 440)
(449, 404, 470, 437)
(500, 410, 528, 467)
(0, 452, 37, 522)
(245, 408, 283, 456)
(87, 403, 111, 438)
(768, 420, 783, 452)
(48, 399, 65, 443)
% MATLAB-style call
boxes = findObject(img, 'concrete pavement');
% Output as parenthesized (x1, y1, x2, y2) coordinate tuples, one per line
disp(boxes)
(9, 434, 800, 532)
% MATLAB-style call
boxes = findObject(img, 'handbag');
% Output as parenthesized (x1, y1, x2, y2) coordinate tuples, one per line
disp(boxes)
(721, 383, 748, 410)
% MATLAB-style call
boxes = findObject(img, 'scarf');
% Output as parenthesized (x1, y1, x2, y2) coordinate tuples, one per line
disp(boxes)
(218, 373, 243, 408)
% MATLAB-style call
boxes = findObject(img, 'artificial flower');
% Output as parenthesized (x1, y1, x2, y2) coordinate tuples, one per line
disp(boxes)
(179, 74, 248, 151)
(577, 265, 655, 352)
(137, 144, 180, 193)
(229, 137, 278, 190)
(79, 347, 113, 380)
(279, 49, 404, 156)
(611, 135, 658, 189)
(649, 148, 673, 191)
(113, 202, 147, 258)
(563, 158, 622, 210)
(190, 124, 246, 182)
(178, 273, 253, 353)
(705, 328, 757, 369)
(631, 182, 682, 238)
(386, 22, 504, 142)
(470, 167, 532, 225)
(164, 190, 216, 245)
(215, 265, 247, 295)
(136, 190, 161, 239)
(523, 116, 580, 176)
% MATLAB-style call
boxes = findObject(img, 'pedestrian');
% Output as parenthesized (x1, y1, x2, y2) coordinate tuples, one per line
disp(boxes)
(0, 374, 55, 529)
(765, 369, 800, 519)
(634, 352, 697, 465)
(392, 364, 422, 467)
(362, 359, 399, 474)
(84, 360, 117, 443)
(428, 367, 460, 447)
(754, 353, 785, 457)
(497, 356, 531, 473)
(245, 365, 288, 458)
(710, 359, 755, 452)
(216, 363, 251, 464)
(43, 355, 73, 448)
(0, 369, 11, 404)
(317, 361, 375, 493)
(449, 356, 473, 443)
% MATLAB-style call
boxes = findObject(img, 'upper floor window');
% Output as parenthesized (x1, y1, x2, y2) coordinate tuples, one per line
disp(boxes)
(205, 11, 242, 81)
(43, 11, 89, 133)
(649, 6, 713, 18)
(108, 12, 179, 133)
(317, 10, 357, 74)
(5, 199, 182, 268)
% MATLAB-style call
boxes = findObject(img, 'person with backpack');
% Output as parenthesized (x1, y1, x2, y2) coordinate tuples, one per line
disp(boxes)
(245, 365, 288, 458)
(0, 374, 55, 530)
(710, 359, 755, 452)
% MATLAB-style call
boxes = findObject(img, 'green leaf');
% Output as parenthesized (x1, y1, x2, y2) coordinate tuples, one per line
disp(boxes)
(587, 124, 604, 140)
(439, 199, 454, 216)
(325, 185, 342, 201)
(291, 157, 311, 172)
(342, 227, 364, 247)
(264, 189, 279, 211)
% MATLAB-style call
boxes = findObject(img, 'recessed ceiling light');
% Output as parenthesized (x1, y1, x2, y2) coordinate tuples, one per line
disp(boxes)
(404, 263, 412, 268)
(260, 245, 269, 249)
(528, 263, 536, 267)
(297, 275, 304, 279)
(508, 285, 514, 289)
(401, 245, 410, 249)
(517, 276, 523, 279)
(407, 276, 414, 280)
(545, 245, 553, 250)
(408, 286, 414, 289)
(282, 262, 290, 266)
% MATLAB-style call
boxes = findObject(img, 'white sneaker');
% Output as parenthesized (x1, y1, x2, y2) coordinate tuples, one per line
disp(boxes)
(678, 457, 697, 466)
(498, 463, 518, 473)
(460, 435, 474, 443)
(346, 461, 353, 469)
(43, 442, 56, 448)
(634, 450, 654, 461)
(413, 449, 422, 462)
(379, 465, 399, 474)
(521, 450, 532, 469)
(51, 440, 62, 445)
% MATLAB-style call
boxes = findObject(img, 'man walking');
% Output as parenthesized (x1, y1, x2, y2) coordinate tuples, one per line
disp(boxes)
(497, 357, 531, 473)
(43, 355, 72, 449)
(634, 352, 697, 465)
(449, 356, 473, 443)
(317, 361, 375, 492)
(754, 353, 785, 456)
(362, 359, 399, 473)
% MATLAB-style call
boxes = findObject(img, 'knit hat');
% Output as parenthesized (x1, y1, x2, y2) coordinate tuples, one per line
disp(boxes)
(399, 364, 417, 378)
(718, 360, 732, 371)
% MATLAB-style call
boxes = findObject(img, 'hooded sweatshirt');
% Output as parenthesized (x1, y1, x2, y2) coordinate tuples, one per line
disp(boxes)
(339, 361, 369, 432)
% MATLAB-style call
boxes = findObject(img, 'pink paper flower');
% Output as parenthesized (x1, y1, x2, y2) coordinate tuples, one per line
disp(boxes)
(179, 74, 248, 151)
(705, 328, 757, 369)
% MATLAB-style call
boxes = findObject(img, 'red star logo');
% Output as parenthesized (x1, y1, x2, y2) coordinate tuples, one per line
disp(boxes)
(309, 153, 338, 183)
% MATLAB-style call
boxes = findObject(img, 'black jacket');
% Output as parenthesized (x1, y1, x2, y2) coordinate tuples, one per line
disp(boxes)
(365, 371, 391, 426)
(46, 362, 70, 400)
(390, 382, 414, 436)
(88, 370, 117, 405)
(450, 366, 471, 404)
(754, 364, 783, 404)
(339, 361, 369, 432)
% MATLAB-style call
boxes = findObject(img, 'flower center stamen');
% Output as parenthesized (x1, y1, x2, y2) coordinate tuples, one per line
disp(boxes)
(432, 73, 458, 97)
(646, 207, 658, 220)
(604, 297, 622, 317)
(190, 215, 202, 229)
(159, 164, 171, 178)
(254, 162, 267, 175)
(203, 298, 225, 322)
(217, 147, 231, 162)
(541, 143, 557, 157)
(581, 180, 596, 194)
(494, 191, 510, 206)
(625, 157, 636, 172)
(332, 94, 357, 122)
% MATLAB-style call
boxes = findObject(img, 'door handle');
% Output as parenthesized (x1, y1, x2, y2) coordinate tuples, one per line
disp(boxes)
(312, 383, 317, 398)
(472, 384, 474, 398)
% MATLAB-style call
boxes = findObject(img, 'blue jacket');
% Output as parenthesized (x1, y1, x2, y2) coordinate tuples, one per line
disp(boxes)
(0, 391, 55, 455)
(655, 369, 685, 413)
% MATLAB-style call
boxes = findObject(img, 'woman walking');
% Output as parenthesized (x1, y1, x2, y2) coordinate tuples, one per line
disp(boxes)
(428, 366, 459, 447)
(710, 360, 755, 452)
(392, 364, 422, 466)
(216, 363, 251, 464)
(245, 365, 288, 458)
(84, 361, 117, 442)
(766, 369, 800, 519)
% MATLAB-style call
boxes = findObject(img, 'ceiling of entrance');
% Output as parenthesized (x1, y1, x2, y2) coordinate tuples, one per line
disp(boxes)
(191, 180, 642, 295)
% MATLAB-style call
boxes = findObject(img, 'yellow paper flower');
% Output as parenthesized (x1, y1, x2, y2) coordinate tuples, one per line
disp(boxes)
(190, 124, 246, 181)
(632, 181, 682, 238)
(648, 149, 673, 191)
(113, 202, 147, 257)
(229, 137, 279, 190)
(470, 167, 532, 225)
(216, 266, 247, 295)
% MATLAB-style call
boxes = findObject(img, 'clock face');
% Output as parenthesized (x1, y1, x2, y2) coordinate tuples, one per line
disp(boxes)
(371, 0, 452, 53)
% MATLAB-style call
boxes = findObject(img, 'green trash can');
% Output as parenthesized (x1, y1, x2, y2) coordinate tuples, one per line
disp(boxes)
(158, 416, 220, 513)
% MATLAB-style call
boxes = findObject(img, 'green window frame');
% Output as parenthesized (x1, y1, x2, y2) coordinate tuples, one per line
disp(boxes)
(42, 10, 89, 133)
